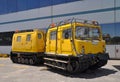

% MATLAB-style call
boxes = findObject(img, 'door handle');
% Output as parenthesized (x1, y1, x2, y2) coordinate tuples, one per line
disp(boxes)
(62, 40, 64, 43)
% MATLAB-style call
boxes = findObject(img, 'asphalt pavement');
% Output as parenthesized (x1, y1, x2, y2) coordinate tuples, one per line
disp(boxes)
(0, 58, 120, 82)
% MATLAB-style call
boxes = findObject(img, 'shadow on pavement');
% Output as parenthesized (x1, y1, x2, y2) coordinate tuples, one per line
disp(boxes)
(47, 68, 117, 79)
(113, 65, 120, 71)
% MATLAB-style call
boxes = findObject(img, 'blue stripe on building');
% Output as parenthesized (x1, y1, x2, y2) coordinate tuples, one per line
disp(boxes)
(0, 0, 80, 15)
(0, 7, 120, 25)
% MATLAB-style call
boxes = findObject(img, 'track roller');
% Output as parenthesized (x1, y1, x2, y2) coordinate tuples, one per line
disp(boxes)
(18, 58, 21, 63)
(29, 58, 35, 65)
(67, 63, 73, 73)
(24, 58, 29, 64)
(21, 58, 25, 64)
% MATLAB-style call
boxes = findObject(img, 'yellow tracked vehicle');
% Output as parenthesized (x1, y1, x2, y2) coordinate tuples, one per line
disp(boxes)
(10, 29, 45, 65)
(10, 18, 109, 73)
(44, 18, 109, 73)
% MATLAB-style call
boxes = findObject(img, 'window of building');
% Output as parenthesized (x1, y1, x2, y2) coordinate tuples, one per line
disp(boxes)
(50, 31, 56, 40)
(16, 36, 21, 42)
(63, 28, 71, 39)
(26, 34, 31, 41)
(0, 31, 14, 46)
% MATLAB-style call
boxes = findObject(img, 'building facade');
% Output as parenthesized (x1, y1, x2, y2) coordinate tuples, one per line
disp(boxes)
(0, 0, 120, 59)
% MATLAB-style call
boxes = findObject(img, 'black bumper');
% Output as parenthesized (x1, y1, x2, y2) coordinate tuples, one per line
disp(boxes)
(97, 53, 109, 60)
(77, 53, 109, 62)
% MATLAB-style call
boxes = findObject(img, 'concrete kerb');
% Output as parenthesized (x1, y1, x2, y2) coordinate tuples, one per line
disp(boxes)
(0, 54, 9, 58)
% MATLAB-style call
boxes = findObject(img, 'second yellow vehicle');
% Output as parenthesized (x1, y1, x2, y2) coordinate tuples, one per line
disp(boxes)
(10, 29, 45, 65)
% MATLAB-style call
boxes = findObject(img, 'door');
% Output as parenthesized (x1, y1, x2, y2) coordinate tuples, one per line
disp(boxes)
(49, 30, 56, 53)
(14, 34, 26, 51)
(25, 34, 32, 50)
(15, 36, 22, 50)
(61, 28, 72, 55)
(37, 32, 45, 52)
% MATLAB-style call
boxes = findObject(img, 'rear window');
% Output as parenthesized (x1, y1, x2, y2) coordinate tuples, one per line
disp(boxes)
(50, 31, 56, 40)
(16, 36, 21, 42)
(26, 34, 31, 41)
(38, 33, 42, 39)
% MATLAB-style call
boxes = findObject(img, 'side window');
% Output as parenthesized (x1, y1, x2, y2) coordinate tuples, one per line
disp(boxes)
(17, 36, 21, 42)
(26, 34, 31, 41)
(63, 28, 71, 39)
(38, 33, 42, 39)
(50, 31, 56, 40)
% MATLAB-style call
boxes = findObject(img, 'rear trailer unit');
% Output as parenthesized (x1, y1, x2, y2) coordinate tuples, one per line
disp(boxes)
(10, 29, 45, 65)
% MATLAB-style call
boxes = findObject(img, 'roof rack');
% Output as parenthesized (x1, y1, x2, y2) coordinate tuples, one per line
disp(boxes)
(75, 18, 99, 25)
(49, 18, 99, 28)
(15, 28, 46, 33)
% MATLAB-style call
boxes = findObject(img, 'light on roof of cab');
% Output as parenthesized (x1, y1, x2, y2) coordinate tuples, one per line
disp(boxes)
(92, 21, 99, 25)
(15, 29, 19, 33)
(50, 23, 56, 28)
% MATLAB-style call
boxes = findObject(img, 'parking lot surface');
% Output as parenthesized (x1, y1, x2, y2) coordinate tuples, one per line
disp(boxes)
(0, 58, 120, 82)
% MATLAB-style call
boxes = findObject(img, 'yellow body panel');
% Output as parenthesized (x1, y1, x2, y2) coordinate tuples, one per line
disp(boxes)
(46, 24, 73, 56)
(12, 29, 45, 53)
(46, 22, 106, 57)
(75, 40, 105, 54)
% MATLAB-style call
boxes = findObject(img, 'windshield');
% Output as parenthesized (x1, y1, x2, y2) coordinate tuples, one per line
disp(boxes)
(75, 26, 100, 40)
